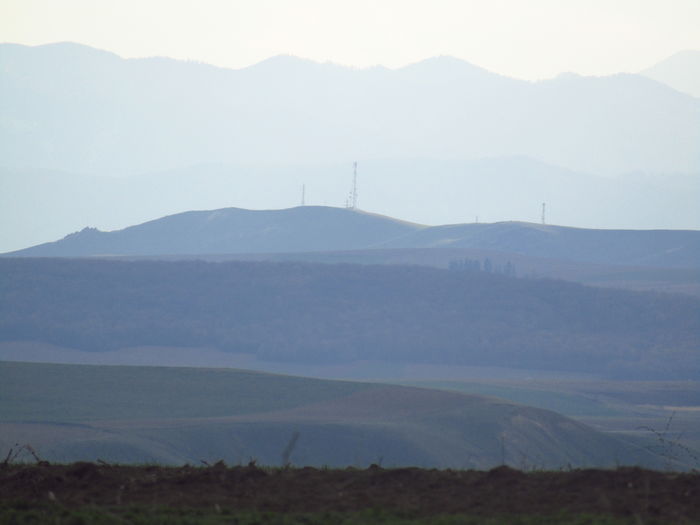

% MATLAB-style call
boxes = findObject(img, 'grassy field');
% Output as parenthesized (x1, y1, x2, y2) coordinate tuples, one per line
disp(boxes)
(0, 361, 381, 422)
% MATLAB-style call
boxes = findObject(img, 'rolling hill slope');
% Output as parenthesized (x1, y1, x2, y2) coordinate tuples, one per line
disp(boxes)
(379, 221, 700, 268)
(5, 206, 421, 257)
(0, 361, 673, 469)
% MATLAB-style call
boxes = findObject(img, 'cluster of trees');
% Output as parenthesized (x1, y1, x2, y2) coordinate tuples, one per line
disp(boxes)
(1, 258, 698, 379)
(448, 258, 516, 277)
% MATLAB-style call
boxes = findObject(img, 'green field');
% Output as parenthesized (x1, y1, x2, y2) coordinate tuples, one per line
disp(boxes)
(0, 361, 377, 422)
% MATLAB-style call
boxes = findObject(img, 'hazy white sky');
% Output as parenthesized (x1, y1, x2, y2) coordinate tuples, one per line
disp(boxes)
(2, 0, 699, 79)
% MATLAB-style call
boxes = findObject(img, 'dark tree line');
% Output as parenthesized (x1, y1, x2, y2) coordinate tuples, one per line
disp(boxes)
(448, 257, 516, 277)
(1, 258, 698, 379)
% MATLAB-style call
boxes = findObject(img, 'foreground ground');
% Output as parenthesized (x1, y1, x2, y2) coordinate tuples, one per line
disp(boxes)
(1, 462, 699, 524)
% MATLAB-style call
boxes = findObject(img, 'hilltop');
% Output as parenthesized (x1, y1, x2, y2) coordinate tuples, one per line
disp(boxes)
(3, 157, 699, 255)
(5, 206, 700, 270)
(5, 206, 421, 257)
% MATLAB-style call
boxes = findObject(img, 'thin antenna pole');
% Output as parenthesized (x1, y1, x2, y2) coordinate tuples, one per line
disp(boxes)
(301, 184, 305, 206)
(352, 161, 358, 209)
(541, 202, 546, 225)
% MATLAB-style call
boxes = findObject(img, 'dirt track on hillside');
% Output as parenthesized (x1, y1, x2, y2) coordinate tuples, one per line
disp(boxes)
(1, 462, 699, 522)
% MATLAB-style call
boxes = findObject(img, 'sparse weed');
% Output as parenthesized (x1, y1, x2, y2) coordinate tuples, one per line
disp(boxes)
(1, 444, 45, 467)
(638, 411, 700, 470)
(282, 431, 300, 467)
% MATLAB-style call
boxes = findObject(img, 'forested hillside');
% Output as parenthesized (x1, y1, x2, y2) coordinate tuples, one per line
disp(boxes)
(1, 258, 698, 379)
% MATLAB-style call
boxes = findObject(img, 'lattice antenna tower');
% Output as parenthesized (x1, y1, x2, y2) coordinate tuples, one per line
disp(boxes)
(301, 184, 305, 206)
(541, 202, 546, 225)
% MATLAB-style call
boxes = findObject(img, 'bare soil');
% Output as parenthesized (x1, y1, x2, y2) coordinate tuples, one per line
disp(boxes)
(1, 462, 699, 523)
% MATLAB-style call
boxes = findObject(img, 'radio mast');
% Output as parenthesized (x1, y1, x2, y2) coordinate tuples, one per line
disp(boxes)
(346, 161, 358, 209)
(351, 161, 358, 209)
(541, 202, 546, 225)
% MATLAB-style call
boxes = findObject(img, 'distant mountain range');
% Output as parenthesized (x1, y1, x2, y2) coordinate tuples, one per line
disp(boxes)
(6, 205, 700, 269)
(1, 43, 698, 254)
(640, 50, 700, 98)
(2, 42, 698, 176)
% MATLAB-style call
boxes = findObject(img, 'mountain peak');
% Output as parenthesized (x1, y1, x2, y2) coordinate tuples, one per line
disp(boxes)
(2, 41, 122, 60)
(640, 49, 700, 97)
(244, 54, 342, 74)
(399, 55, 490, 74)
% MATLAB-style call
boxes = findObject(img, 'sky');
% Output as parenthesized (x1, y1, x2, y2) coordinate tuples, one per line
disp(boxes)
(2, 0, 700, 80)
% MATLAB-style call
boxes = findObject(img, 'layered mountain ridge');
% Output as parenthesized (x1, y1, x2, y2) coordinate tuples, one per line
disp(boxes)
(2, 42, 698, 176)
